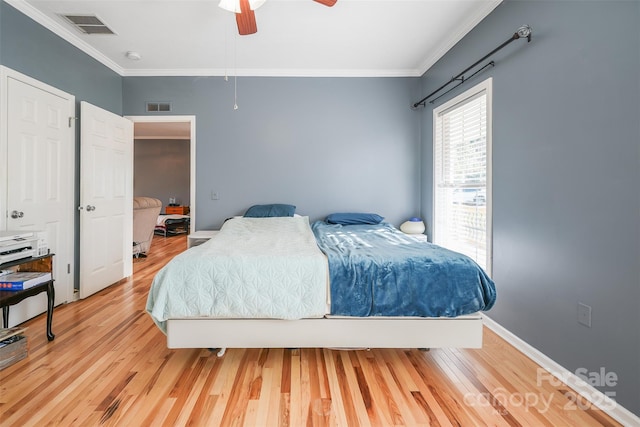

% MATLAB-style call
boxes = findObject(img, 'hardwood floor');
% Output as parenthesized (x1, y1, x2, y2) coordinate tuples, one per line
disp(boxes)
(0, 235, 622, 426)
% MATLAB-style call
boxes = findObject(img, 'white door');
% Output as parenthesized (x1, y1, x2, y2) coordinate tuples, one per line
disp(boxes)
(3, 72, 75, 324)
(79, 101, 133, 299)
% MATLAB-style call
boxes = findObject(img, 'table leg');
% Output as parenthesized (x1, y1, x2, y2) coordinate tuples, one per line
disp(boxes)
(2, 306, 8, 328)
(46, 282, 55, 341)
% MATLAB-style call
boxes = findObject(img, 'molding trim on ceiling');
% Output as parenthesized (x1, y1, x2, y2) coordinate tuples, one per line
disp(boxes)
(121, 68, 423, 78)
(6, 0, 421, 77)
(6, 0, 502, 78)
(416, 0, 503, 76)
(5, 0, 125, 75)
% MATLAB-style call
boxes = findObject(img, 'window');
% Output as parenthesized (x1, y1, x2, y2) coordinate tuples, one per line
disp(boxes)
(433, 78, 492, 273)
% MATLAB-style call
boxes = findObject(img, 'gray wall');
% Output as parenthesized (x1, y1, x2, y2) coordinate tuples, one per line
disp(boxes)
(134, 139, 191, 209)
(0, 3, 122, 115)
(1, 1, 124, 291)
(419, 0, 640, 415)
(123, 76, 421, 229)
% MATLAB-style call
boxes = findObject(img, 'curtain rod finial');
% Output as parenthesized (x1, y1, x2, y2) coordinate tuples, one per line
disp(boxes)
(516, 25, 532, 42)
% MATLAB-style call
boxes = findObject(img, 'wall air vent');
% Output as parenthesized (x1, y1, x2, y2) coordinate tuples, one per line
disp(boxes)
(146, 102, 172, 113)
(61, 14, 116, 35)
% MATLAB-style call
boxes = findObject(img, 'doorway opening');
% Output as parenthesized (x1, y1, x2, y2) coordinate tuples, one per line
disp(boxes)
(126, 116, 196, 234)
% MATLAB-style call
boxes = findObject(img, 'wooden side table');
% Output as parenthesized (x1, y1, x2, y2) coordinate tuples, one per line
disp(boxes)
(166, 206, 190, 215)
(0, 254, 55, 341)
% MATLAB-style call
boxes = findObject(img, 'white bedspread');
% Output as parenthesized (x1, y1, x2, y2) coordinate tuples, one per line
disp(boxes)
(146, 216, 328, 333)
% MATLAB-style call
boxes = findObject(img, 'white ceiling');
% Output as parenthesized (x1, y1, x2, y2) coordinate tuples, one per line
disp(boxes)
(6, 0, 502, 77)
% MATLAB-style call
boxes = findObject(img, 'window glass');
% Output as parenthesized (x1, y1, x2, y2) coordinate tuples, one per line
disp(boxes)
(433, 79, 492, 273)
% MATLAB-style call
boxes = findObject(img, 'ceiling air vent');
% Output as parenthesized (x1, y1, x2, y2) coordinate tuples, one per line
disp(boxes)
(61, 14, 115, 35)
(146, 102, 172, 113)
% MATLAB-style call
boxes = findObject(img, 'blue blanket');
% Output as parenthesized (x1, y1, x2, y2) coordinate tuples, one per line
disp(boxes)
(311, 221, 496, 317)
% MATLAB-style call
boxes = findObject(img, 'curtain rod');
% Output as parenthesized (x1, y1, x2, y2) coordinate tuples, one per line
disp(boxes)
(411, 25, 532, 109)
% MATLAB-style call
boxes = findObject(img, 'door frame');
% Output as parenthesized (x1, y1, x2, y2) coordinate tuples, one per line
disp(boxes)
(126, 115, 196, 233)
(0, 66, 76, 303)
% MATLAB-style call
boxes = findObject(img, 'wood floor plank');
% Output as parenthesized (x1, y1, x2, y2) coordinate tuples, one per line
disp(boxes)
(338, 350, 374, 426)
(323, 348, 352, 427)
(364, 350, 419, 426)
(397, 350, 461, 427)
(299, 348, 314, 426)
(289, 350, 302, 426)
(316, 349, 332, 402)
(380, 349, 433, 425)
(307, 348, 326, 424)
(220, 349, 255, 426)
(243, 399, 260, 427)
(0, 235, 625, 426)
(254, 366, 274, 426)
(430, 346, 517, 427)
(266, 349, 284, 426)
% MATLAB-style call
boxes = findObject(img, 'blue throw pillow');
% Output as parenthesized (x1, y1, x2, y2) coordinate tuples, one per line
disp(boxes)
(326, 212, 384, 225)
(244, 204, 296, 218)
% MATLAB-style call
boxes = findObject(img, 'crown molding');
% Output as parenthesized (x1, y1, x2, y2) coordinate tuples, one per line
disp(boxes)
(121, 67, 422, 78)
(4, 0, 125, 75)
(416, 0, 503, 76)
(5, 0, 495, 79)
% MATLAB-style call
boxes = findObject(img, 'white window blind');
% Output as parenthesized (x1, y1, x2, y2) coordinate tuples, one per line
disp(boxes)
(433, 79, 492, 273)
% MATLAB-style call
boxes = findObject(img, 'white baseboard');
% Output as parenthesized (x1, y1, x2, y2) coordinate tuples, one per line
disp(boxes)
(482, 314, 640, 427)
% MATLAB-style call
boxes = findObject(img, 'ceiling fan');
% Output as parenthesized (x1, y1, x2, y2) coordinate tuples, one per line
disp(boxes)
(219, 0, 337, 36)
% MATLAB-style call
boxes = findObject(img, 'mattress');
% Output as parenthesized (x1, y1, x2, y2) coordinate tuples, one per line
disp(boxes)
(146, 216, 328, 333)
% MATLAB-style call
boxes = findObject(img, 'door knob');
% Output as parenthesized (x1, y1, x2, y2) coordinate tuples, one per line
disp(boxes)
(86, 205, 96, 211)
(10, 210, 24, 219)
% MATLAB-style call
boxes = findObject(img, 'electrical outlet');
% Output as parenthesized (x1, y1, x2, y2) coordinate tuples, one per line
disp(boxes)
(578, 303, 592, 328)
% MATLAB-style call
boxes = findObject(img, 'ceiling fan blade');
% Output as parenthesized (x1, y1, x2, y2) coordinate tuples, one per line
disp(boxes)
(313, 0, 337, 6)
(236, 0, 257, 35)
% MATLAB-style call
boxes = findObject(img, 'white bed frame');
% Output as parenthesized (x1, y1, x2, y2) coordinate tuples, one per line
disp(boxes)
(166, 314, 483, 349)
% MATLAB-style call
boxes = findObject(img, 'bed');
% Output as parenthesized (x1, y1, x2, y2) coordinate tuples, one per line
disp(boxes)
(146, 210, 496, 350)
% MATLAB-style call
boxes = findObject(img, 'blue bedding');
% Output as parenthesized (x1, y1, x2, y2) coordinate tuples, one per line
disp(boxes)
(311, 221, 496, 317)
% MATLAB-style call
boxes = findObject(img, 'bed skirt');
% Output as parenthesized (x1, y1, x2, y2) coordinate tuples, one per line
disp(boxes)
(165, 314, 483, 349)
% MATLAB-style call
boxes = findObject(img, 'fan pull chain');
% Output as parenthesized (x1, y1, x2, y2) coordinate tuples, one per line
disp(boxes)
(233, 31, 239, 110)
(234, 76, 238, 110)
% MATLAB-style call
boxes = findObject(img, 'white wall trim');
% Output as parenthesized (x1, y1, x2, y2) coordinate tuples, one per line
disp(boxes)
(3, 0, 427, 78)
(126, 115, 196, 234)
(482, 314, 640, 426)
(121, 68, 423, 78)
(416, 0, 503, 76)
(5, 0, 496, 78)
